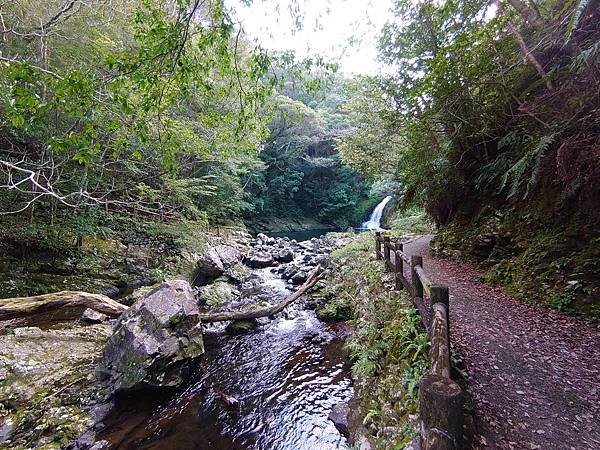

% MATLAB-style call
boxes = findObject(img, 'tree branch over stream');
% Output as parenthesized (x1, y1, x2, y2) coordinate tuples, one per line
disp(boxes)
(198, 266, 324, 323)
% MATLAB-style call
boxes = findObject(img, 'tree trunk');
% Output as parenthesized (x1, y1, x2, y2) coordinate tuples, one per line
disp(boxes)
(0, 291, 128, 321)
(199, 266, 324, 323)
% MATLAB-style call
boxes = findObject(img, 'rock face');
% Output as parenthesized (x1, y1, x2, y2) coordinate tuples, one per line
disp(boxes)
(99, 280, 204, 392)
(0, 323, 112, 448)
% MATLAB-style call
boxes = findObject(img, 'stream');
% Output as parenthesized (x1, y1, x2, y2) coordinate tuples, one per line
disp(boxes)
(98, 247, 354, 449)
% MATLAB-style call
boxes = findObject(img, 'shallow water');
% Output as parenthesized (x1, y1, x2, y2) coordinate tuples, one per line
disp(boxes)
(99, 260, 353, 450)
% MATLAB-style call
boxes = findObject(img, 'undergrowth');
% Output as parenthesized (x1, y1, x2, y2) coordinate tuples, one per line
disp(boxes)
(386, 207, 434, 235)
(323, 232, 429, 448)
(433, 209, 600, 319)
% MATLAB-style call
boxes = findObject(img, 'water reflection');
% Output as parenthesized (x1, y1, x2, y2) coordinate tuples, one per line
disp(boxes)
(100, 261, 353, 450)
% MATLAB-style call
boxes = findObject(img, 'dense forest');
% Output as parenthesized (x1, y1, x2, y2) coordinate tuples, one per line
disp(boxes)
(0, 1, 596, 306)
(0, 0, 380, 295)
(1, 1, 599, 449)
(338, 0, 600, 316)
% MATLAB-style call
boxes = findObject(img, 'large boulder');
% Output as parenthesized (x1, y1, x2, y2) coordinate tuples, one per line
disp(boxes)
(274, 248, 294, 263)
(214, 245, 242, 268)
(98, 280, 204, 392)
(196, 248, 224, 278)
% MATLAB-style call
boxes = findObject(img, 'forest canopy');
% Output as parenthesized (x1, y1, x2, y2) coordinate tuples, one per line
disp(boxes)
(0, 0, 372, 232)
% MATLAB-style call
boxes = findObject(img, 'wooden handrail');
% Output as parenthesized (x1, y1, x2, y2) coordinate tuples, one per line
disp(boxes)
(374, 233, 463, 450)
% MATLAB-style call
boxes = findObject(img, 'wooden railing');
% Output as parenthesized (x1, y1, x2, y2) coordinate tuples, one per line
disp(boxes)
(375, 232, 464, 450)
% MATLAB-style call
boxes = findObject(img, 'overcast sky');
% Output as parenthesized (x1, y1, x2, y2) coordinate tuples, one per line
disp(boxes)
(227, 0, 394, 75)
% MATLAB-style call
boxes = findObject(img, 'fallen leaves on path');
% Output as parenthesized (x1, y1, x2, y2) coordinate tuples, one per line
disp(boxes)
(404, 236, 600, 450)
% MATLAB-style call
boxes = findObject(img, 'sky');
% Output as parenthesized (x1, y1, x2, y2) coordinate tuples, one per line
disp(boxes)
(227, 0, 394, 75)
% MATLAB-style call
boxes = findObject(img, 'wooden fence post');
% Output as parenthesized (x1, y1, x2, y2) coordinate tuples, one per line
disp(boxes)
(431, 286, 450, 352)
(375, 232, 382, 260)
(383, 236, 391, 270)
(411, 255, 423, 298)
(394, 243, 404, 291)
(419, 374, 463, 450)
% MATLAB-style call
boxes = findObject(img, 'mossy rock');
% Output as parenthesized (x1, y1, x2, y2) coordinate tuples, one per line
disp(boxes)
(316, 302, 355, 321)
(225, 262, 251, 284)
(196, 280, 239, 307)
(225, 319, 258, 334)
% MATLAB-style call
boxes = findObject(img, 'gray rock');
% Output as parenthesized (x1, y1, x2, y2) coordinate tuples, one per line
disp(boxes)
(283, 264, 299, 279)
(81, 308, 108, 324)
(328, 403, 350, 437)
(291, 271, 308, 284)
(99, 279, 204, 392)
(196, 245, 242, 284)
(275, 248, 294, 263)
(245, 251, 274, 268)
(214, 245, 242, 268)
(0, 419, 14, 444)
(13, 327, 44, 338)
(256, 233, 268, 244)
(196, 248, 224, 278)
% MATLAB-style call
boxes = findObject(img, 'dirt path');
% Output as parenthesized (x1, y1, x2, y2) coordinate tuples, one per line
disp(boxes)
(403, 235, 600, 450)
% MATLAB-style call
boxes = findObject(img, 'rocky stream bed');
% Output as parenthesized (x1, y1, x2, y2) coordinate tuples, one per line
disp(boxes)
(0, 232, 355, 449)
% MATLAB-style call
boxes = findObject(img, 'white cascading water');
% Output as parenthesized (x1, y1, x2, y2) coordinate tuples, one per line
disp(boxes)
(361, 195, 392, 229)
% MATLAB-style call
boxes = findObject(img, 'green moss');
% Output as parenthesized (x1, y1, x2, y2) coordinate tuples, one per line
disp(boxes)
(119, 350, 148, 389)
(320, 232, 429, 447)
(167, 313, 186, 332)
(197, 281, 237, 307)
(225, 319, 258, 334)
(434, 210, 600, 319)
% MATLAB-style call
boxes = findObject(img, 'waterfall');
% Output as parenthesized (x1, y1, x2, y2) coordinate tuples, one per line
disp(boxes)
(361, 196, 392, 230)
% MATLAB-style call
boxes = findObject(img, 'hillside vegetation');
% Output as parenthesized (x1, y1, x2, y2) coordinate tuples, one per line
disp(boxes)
(0, 0, 375, 298)
(338, 0, 600, 317)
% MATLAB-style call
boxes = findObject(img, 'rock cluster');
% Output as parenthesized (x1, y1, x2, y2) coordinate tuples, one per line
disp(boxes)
(268, 235, 348, 285)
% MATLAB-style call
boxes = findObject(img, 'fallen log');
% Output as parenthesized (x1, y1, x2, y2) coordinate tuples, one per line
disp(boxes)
(0, 291, 129, 321)
(199, 266, 324, 323)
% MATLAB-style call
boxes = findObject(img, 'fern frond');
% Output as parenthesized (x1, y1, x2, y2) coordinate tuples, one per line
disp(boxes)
(503, 134, 556, 199)
(565, 0, 589, 41)
(497, 130, 519, 150)
(570, 40, 600, 73)
(526, 134, 556, 197)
